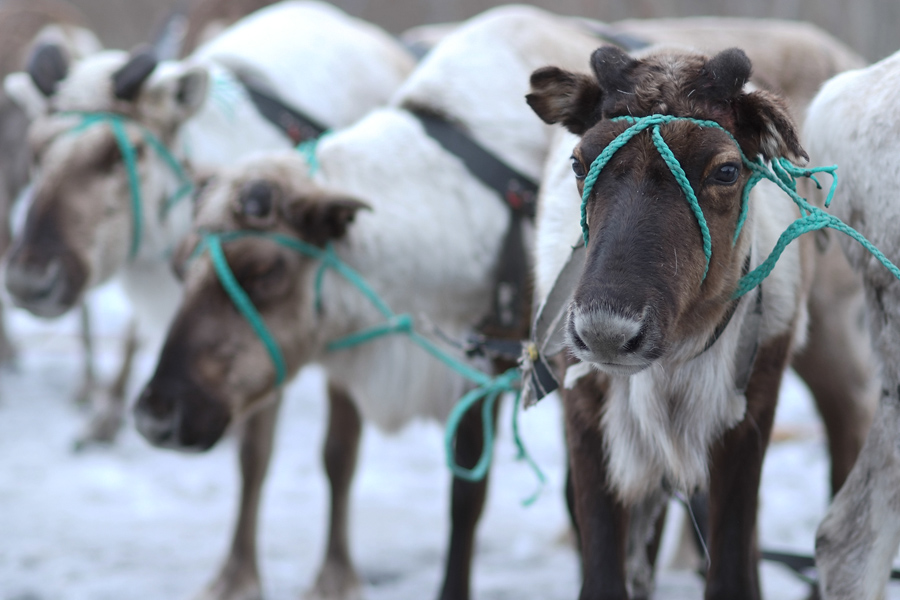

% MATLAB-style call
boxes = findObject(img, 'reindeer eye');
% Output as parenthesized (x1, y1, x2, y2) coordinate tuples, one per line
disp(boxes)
(571, 156, 586, 180)
(712, 163, 740, 185)
(238, 180, 279, 221)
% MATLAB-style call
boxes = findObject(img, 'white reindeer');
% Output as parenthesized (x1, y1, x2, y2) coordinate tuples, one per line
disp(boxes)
(804, 47, 900, 600)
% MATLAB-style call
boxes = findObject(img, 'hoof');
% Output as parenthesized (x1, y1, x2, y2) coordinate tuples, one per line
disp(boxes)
(304, 563, 363, 600)
(193, 575, 263, 600)
(72, 394, 124, 451)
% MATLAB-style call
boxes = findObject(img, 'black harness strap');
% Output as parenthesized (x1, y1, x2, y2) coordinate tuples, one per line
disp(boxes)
(409, 109, 539, 219)
(409, 108, 539, 335)
(236, 74, 328, 145)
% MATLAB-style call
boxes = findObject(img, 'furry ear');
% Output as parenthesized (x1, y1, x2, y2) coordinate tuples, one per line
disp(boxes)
(526, 66, 603, 135)
(589, 45, 639, 98)
(26, 42, 69, 97)
(281, 196, 371, 246)
(113, 46, 158, 101)
(138, 64, 209, 127)
(697, 48, 752, 101)
(734, 89, 808, 163)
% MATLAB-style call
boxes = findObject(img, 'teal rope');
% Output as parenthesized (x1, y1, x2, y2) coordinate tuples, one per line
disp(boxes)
(580, 114, 900, 297)
(650, 125, 713, 280)
(194, 230, 545, 496)
(201, 234, 288, 385)
(63, 111, 194, 258)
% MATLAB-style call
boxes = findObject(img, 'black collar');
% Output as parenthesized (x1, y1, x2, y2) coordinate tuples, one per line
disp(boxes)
(408, 108, 540, 219)
(236, 74, 328, 145)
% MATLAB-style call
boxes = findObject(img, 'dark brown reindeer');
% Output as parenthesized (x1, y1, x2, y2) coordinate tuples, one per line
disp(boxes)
(528, 45, 815, 599)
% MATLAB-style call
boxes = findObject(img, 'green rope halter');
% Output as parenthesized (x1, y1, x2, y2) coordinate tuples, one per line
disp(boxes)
(579, 114, 900, 297)
(64, 112, 194, 259)
(193, 230, 546, 502)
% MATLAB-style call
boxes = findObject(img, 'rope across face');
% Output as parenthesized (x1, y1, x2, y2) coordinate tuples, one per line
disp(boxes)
(577, 114, 875, 298)
(64, 111, 194, 259)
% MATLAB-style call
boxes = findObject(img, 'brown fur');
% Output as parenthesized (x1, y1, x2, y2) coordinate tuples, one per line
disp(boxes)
(530, 46, 812, 599)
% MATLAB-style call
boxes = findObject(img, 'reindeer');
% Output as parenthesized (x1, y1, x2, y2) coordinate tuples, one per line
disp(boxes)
(803, 48, 900, 600)
(2, 0, 414, 449)
(0, 0, 100, 362)
(526, 44, 842, 599)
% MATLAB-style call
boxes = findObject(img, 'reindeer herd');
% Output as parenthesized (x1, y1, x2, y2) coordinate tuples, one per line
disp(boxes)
(5, 1, 900, 599)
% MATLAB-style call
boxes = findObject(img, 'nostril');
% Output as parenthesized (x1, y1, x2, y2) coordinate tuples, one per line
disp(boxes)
(6, 257, 61, 300)
(620, 327, 646, 354)
(136, 386, 173, 421)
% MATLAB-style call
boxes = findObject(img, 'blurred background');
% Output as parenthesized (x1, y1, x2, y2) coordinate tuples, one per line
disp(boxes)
(75, 0, 897, 64)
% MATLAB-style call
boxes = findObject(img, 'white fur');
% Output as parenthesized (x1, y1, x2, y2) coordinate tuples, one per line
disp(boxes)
(535, 135, 808, 502)
(804, 48, 900, 600)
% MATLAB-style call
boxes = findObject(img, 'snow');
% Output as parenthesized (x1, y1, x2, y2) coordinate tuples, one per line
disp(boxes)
(1, 282, 898, 600)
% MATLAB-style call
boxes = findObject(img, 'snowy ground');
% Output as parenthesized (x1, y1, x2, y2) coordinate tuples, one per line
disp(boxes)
(1, 282, 898, 600)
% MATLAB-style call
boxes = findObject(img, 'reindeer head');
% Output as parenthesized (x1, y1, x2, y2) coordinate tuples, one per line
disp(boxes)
(3, 45, 207, 317)
(134, 152, 368, 450)
(527, 46, 806, 374)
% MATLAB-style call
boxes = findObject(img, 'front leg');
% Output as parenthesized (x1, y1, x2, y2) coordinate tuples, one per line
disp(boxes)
(564, 370, 630, 600)
(437, 392, 500, 600)
(195, 394, 282, 600)
(705, 334, 790, 600)
(306, 381, 363, 600)
(74, 318, 139, 449)
(816, 387, 900, 600)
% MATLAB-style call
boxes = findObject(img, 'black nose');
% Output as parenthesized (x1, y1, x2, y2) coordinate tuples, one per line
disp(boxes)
(133, 380, 231, 452)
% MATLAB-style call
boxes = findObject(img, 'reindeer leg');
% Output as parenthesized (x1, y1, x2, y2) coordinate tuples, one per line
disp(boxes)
(74, 318, 139, 449)
(306, 381, 363, 600)
(792, 238, 878, 494)
(196, 393, 282, 600)
(436, 392, 500, 600)
(705, 334, 790, 600)
(563, 372, 629, 600)
(73, 301, 98, 407)
(816, 387, 900, 600)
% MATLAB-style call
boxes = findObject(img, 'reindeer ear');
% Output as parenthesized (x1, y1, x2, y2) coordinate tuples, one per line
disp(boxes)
(697, 48, 752, 102)
(113, 46, 158, 101)
(527, 66, 603, 135)
(280, 195, 371, 247)
(589, 45, 638, 99)
(735, 89, 808, 163)
(138, 64, 209, 126)
(26, 42, 69, 97)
